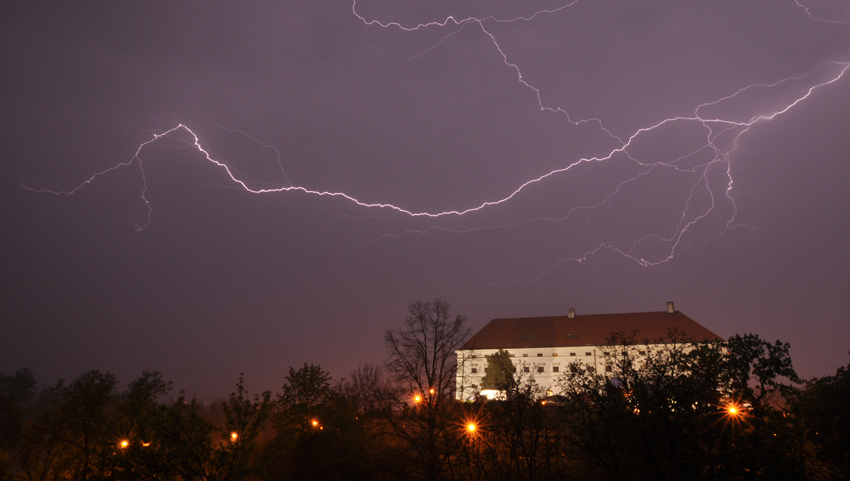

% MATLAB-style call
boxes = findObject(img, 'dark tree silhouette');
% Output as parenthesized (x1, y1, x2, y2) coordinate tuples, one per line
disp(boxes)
(384, 298, 470, 481)
(480, 350, 516, 392)
(794, 354, 850, 479)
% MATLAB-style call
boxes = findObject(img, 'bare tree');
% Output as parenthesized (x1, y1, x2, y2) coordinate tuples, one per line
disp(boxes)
(385, 298, 470, 400)
(336, 363, 392, 415)
(384, 298, 470, 481)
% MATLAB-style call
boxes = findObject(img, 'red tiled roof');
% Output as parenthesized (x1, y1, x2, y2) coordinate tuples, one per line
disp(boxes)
(460, 310, 722, 350)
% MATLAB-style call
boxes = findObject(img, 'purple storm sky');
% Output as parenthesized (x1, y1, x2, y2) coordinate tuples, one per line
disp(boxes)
(2, 0, 849, 398)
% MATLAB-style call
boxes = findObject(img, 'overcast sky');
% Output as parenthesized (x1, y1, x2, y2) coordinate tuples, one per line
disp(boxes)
(2, 0, 849, 398)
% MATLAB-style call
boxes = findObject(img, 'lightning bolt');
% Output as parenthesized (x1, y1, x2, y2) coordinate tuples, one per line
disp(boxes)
(794, 0, 850, 24)
(24, 1, 850, 278)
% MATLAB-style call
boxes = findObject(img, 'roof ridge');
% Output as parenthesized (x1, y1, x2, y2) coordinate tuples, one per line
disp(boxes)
(460, 310, 722, 350)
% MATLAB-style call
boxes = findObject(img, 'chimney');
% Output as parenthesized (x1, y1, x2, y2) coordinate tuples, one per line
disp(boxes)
(666, 301, 675, 314)
(568, 308, 575, 319)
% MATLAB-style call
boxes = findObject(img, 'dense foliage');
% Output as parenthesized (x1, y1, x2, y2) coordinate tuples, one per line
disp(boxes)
(0, 301, 846, 480)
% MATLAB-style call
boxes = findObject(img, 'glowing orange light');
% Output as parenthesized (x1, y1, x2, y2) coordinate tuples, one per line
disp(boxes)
(414, 395, 422, 403)
(120, 440, 129, 448)
(230, 432, 238, 441)
(311, 420, 319, 427)
(142, 442, 150, 447)
(541, 400, 547, 405)
(429, 388, 435, 395)
(467, 423, 476, 432)
(727, 404, 740, 416)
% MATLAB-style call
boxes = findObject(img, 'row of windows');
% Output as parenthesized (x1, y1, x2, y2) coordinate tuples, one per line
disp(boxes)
(516, 351, 594, 358)
(471, 349, 659, 360)
(470, 364, 612, 374)
(520, 365, 599, 374)
(470, 365, 604, 374)
(474, 350, 654, 360)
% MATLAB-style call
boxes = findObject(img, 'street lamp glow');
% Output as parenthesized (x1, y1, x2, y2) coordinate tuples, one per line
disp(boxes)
(726, 403, 741, 416)
(429, 388, 435, 395)
(467, 423, 476, 433)
(311, 419, 319, 427)
(120, 440, 129, 448)
(230, 432, 238, 441)
(414, 395, 422, 403)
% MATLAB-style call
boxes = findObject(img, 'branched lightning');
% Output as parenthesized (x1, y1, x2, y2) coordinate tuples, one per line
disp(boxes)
(24, 0, 850, 278)
(350, 0, 582, 32)
(181, 88, 293, 188)
(794, 0, 850, 24)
